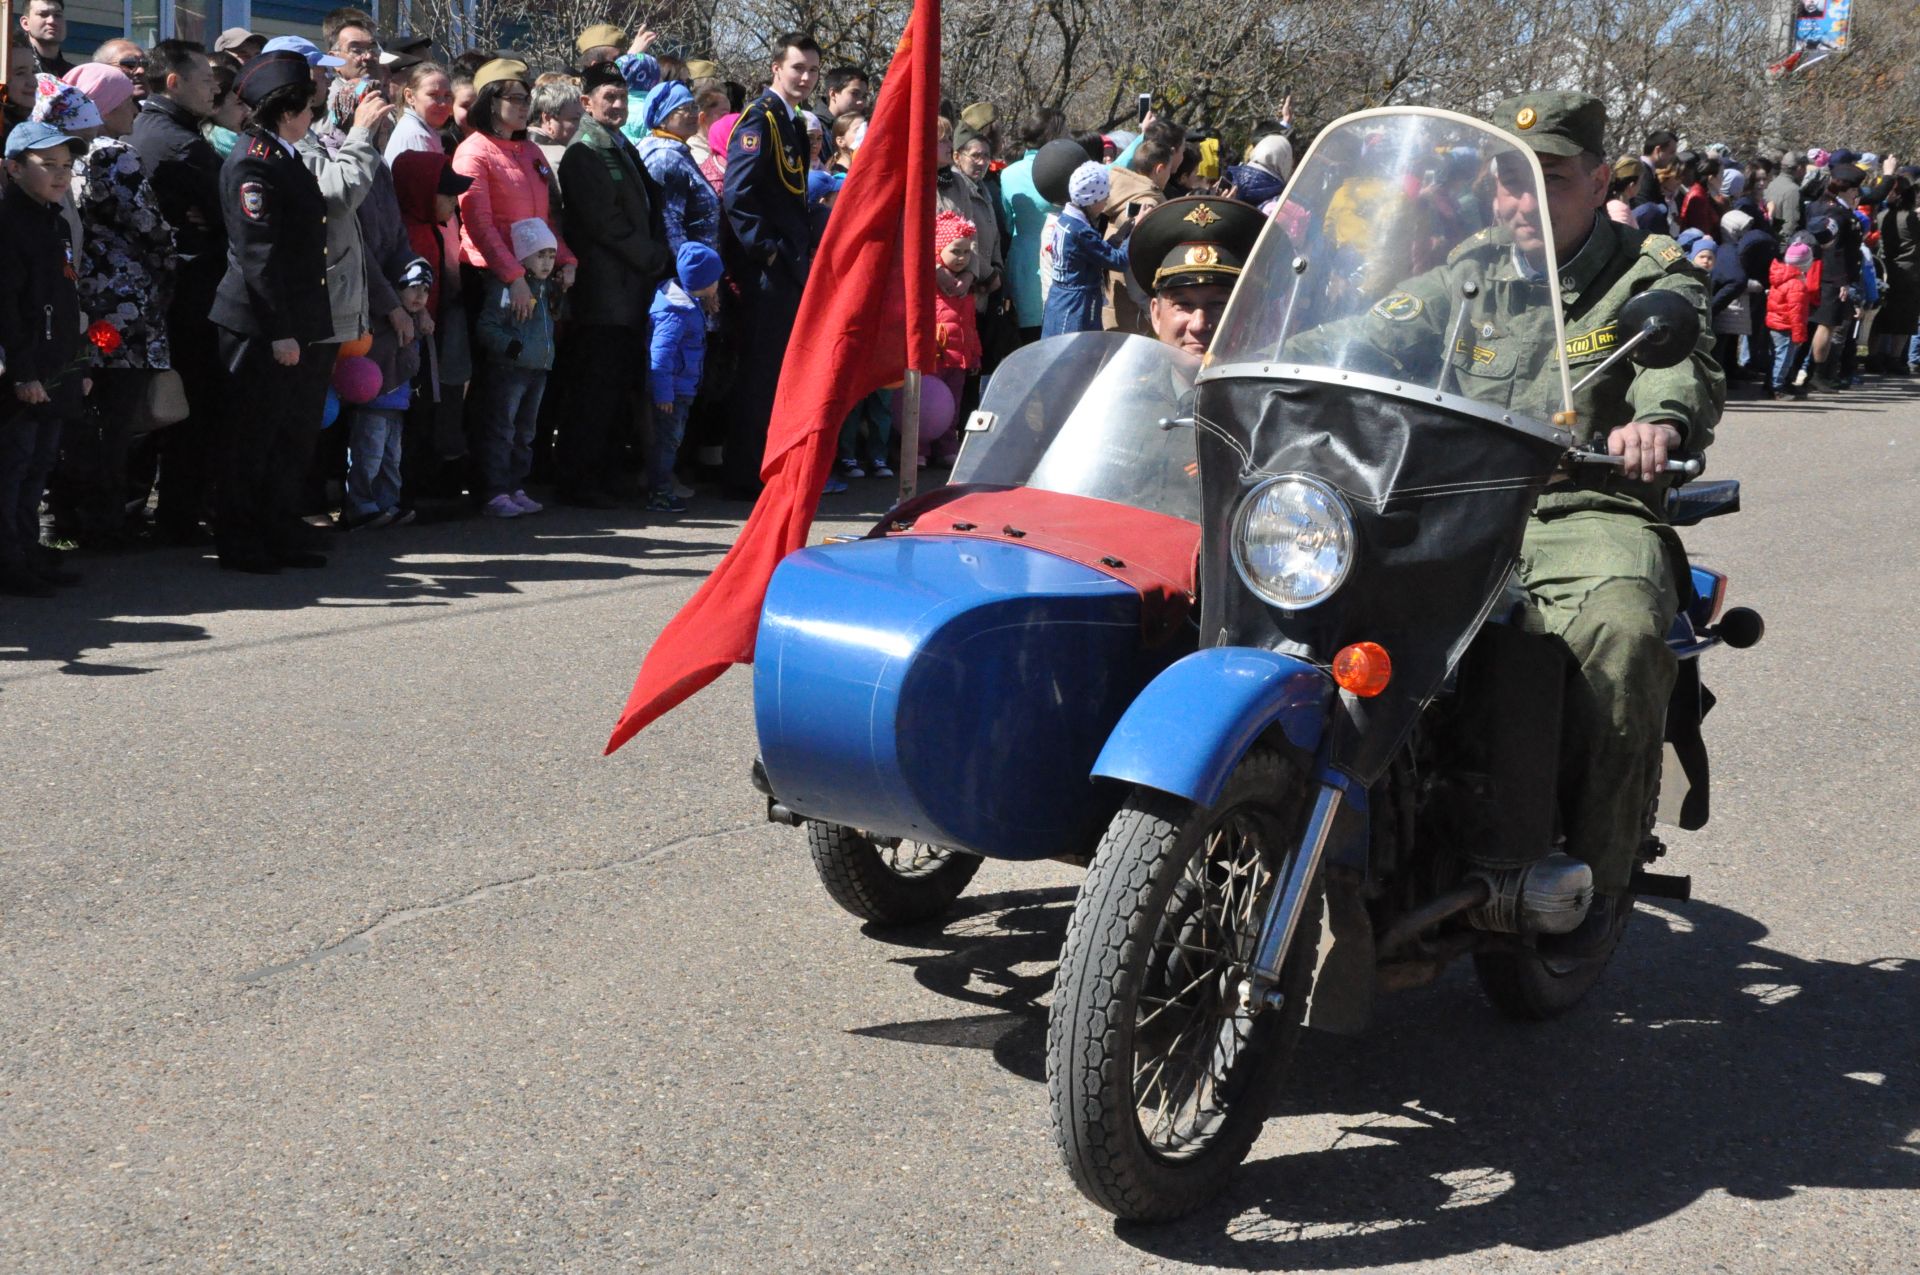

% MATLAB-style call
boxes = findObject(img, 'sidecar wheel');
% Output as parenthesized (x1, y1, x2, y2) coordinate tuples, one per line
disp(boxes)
(805, 822, 981, 926)
(1047, 747, 1318, 1222)
(1473, 901, 1630, 1021)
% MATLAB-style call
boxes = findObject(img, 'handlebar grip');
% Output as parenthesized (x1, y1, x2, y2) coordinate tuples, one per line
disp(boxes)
(1669, 457, 1704, 477)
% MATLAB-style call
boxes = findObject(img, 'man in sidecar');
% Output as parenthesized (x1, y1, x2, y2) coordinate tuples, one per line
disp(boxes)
(1125, 194, 1269, 357)
(1292, 93, 1725, 955)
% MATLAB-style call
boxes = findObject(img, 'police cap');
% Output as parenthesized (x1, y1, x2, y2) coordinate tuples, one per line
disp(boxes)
(1489, 91, 1608, 159)
(1127, 195, 1267, 296)
(234, 51, 315, 109)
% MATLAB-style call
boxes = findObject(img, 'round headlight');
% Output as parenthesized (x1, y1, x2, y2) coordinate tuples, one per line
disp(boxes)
(1231, 475, 1355, 609)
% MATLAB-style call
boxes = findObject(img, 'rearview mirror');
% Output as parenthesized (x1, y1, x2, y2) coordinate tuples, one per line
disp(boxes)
(1616, 290, 1700, 370)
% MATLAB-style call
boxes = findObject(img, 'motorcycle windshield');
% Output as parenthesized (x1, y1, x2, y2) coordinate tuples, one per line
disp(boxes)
(951, 331, 1203, 524)
(1208, 108, 1574, 422)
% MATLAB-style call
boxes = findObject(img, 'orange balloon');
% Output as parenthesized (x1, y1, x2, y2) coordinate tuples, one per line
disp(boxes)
(337, 332, 373, 360)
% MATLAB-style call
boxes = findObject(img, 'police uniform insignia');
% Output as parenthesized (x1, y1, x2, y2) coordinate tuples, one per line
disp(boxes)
(742, 130, 760, 152)
(239, 181, 266, 221)
(1516, 106, 1538, 130)
(246, 135, 272, 159)
(1183, 203, 1220, 227)
(1371, 292, 1424, 322)
(1184, 244, 1219, 266)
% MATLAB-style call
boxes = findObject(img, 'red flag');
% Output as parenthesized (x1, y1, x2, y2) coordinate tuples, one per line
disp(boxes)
(605, 2, 941, 754)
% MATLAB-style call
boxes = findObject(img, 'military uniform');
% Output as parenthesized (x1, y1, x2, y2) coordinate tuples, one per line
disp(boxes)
(719, 91, 813, 494)
(1126, 195, 1266, 356)
(209, 52, 337, 571)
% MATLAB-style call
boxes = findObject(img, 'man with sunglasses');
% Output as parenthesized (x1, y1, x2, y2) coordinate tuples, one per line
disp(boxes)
(93, 39, 149, 100)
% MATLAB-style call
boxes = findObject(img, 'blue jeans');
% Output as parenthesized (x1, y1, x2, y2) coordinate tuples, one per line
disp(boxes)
(650, 395, 695, 496)
(346, 407, 405, 515)
(1770, 331, 1802, 389)
(478, 363, 546, 497)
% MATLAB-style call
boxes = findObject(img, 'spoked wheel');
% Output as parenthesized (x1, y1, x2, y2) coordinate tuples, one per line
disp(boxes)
(806, 822, 982, 926)
(1048, 748, 1319, 1222)
(1473, 897, 1630, 1020)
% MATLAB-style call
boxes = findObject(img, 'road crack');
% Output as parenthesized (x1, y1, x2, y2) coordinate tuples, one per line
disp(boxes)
(236, 820, 764, 984)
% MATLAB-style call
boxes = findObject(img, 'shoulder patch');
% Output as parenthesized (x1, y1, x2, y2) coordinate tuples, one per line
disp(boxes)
(238, 181, 266, 221)
(1371, 291, 1425, 322)
(1642, 235, 1689, 270)
(741, 130, 760, 152)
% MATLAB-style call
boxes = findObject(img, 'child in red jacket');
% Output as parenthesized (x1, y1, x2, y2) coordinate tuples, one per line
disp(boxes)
(926, 209, 980, 466)
(1767, 239, 1814, 398)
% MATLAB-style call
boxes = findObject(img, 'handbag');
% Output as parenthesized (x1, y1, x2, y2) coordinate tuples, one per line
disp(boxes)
(134, 368, 190, 433)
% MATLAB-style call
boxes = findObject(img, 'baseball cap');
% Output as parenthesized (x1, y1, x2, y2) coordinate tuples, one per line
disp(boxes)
(261, 35, 345, 68)
(213, 27, 263, 53)
(3, 119, 82, 159)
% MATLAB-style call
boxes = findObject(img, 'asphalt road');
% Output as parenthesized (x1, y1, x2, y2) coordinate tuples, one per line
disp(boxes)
(4, 383, 1917, 1273)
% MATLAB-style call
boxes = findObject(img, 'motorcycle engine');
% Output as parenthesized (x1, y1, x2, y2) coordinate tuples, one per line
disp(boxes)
(1467, 853, 1594, 935)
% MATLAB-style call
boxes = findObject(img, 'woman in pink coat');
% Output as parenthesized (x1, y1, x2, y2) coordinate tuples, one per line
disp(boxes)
(452, 60, 576, 322)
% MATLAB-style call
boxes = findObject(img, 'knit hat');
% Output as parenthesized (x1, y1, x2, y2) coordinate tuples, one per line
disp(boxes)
(1067, 159, 1110, 210)
(396, 256, 435, 289)
(675, 241, 724, 292)
(509, 217, 558, 261)
(1690, 240, 1717, 261)
(642, 79, 693, 131)
(1719, 208, 1753, 240)
(1784, 240, 1814, 266)
(1676, 227, 1709, 256)
(934, 209, 977, 256)
(1807, 147, 1830, 167)
(31, 74, 103, 131)
(61, 64, 135, 119)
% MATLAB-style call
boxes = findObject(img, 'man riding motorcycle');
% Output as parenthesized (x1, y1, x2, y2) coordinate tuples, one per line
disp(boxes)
(1283, 92, 1726, 954)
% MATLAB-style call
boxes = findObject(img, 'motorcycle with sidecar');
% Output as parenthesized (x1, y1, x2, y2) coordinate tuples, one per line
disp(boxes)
(749, 107, 1763, 1222)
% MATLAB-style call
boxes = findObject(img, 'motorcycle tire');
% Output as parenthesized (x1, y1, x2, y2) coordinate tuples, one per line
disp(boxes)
(805, 822, 981, 926)
(1471, 900, 1630, 1021)
(1047, 747, 1319, 1222)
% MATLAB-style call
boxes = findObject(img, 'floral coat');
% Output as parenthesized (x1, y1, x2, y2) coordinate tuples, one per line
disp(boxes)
(75, 136, 176, 369)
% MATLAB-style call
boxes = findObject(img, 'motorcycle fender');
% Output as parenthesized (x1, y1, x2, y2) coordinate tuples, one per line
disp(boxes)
(1091, 647, 1334, 809)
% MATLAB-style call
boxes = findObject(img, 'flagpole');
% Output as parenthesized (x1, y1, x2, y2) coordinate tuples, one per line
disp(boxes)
(897, 370, 922, 502)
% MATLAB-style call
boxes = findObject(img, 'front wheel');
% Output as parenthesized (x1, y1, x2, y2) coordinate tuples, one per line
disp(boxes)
(1047, 747, 1319, 1222)
(805, 822, 981, 926)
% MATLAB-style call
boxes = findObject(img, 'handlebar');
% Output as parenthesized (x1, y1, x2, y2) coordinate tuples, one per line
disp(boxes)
(1565, 449, 1703, 478)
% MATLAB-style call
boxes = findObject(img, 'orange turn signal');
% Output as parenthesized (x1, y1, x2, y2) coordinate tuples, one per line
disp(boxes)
(1331, 642, 1393, 698)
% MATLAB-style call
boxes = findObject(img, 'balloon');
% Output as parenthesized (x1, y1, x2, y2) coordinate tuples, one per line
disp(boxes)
(320, 389, 341, 429)
(892, 374, 956, 445)
(336, 332, 374, 360)
(333, 355, 383, 405)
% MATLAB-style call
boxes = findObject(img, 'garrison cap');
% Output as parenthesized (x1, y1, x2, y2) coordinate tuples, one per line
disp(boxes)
(576, 24, 627, 55)
(1127, 195, 1267, 295)
(1489, 91, 1608, 159)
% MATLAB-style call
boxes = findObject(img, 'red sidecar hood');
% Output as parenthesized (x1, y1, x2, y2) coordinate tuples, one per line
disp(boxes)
(879, 485, 1200, 644)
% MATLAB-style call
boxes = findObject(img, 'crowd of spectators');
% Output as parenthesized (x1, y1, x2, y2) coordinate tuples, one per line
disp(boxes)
(2, 0, 1915, 598)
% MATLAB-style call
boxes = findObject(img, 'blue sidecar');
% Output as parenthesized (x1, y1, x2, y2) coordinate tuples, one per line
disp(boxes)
(753, 333, 1231, 922)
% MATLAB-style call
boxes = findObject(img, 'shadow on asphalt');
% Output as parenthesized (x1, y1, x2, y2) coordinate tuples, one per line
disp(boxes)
(852, 889, 1920, 1266)
(0, 477, 918, 684)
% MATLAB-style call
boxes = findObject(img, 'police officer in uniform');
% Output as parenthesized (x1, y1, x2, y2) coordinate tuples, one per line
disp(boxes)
(1125, 194, 1267, 357)
(718, 33, 819, 498)
(210, 50, 336, 574)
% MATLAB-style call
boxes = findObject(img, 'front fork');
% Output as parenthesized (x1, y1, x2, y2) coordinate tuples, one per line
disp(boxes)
(1240, 782, 1344, 1012)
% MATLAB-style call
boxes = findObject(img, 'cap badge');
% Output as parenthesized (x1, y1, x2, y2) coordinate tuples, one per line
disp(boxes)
(1183, 203, 1221, 227)
(1516, 106, 1538, 130)
(1184, 244, 1220, 266)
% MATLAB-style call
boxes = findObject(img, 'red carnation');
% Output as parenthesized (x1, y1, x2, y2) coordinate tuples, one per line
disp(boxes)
(87, 320, 123, 355)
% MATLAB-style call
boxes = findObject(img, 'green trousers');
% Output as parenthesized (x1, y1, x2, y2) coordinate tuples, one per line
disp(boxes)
(1517, 490, 1681, 895)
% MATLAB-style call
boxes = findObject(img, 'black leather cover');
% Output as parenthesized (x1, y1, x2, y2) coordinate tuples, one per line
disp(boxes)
(1193, 376, 1566, 783)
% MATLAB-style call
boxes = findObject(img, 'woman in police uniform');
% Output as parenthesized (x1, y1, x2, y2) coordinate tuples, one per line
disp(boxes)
(210, 49, 334, 574)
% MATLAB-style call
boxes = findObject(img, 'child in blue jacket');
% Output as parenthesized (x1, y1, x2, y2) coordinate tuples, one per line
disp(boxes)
(648, 242, 725, 513)
(1041, 161, 1131, 337)
(474, 218, 559, 519)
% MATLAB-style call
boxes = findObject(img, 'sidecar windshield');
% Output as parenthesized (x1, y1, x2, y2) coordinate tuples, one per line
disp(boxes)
(1208, 108, 1574, 421)
(950, 331, 1203, 523)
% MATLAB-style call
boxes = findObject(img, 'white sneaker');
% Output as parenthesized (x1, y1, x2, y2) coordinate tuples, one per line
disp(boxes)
(483, 493, 521, 518)
(672, 479, 695, 499)
(511, 489, 543, 514)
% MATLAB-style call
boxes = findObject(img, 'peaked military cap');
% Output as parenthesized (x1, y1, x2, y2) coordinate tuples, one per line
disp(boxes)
(1489, 91, 1608, 159)
(1127, 195, 1268, 295)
